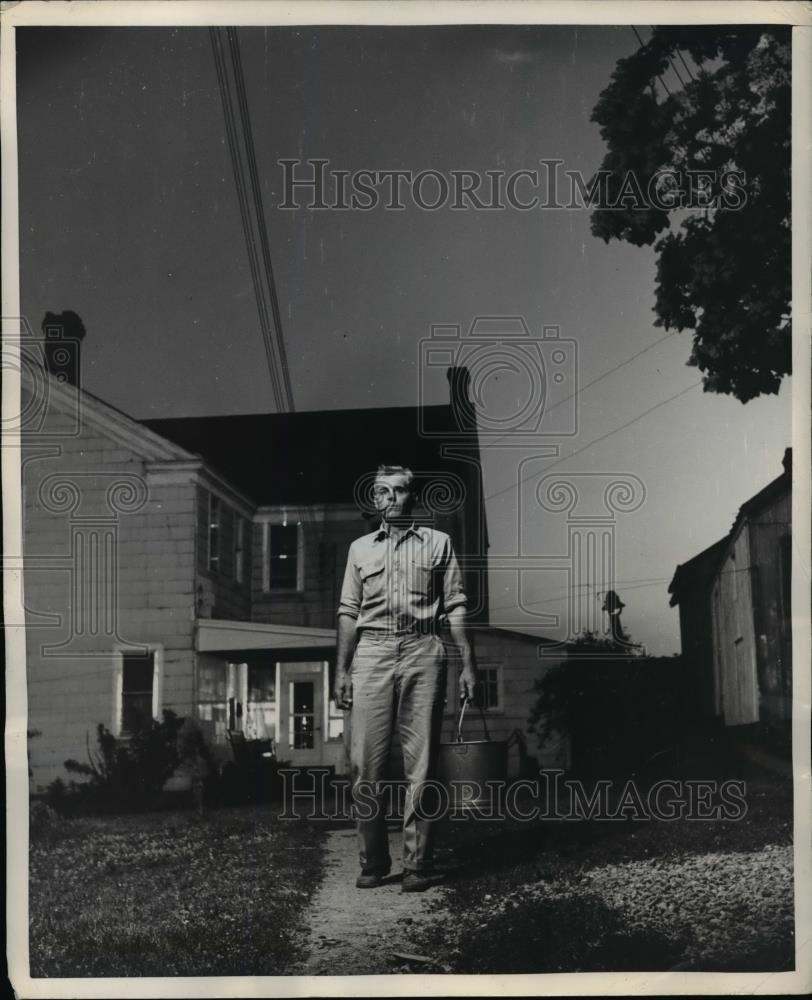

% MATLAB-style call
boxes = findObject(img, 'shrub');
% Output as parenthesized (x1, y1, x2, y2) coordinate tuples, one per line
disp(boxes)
(529, 634, 689, 777)
(48, 710, 189, 814)
(29, 800, 63, 841)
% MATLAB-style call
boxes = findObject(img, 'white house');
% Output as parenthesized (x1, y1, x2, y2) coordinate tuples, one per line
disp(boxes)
(21, 365, 565, 790)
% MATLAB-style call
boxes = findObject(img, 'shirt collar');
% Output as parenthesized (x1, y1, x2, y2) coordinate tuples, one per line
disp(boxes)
(374, 520, 423, 543)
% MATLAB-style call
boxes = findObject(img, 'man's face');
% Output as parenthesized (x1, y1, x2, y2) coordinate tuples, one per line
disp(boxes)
(373, 473, 415, 521)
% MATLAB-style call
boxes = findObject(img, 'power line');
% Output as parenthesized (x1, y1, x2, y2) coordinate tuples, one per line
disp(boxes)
(651, 26, 688, 91)
(676, 47, 697, 83)
(483, 329, 677, 451)
(487, 576, 674, 615)
(209, 27, 295, 413)
(483, 381, 703, 505)
(632, 26, 672, 99)
(226, 28, 295, 410)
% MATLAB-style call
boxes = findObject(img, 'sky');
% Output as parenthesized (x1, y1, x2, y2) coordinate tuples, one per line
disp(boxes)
(15, 25, 792, 654)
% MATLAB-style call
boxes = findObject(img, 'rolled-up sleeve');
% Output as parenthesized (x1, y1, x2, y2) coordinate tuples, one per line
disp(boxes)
(337, 543, 362, 620)
(442, 537, 467, 615)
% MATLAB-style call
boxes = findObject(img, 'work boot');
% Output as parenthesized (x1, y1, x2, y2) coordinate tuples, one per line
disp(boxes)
(355, 868, 390, 889)
(401, 870, 444, 893)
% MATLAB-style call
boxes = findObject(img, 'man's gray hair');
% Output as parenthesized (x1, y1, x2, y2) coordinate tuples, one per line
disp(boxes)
(375, 465, 416, 491)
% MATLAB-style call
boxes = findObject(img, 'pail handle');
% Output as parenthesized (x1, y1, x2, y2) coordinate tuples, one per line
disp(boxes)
(454, 695, 491, 743)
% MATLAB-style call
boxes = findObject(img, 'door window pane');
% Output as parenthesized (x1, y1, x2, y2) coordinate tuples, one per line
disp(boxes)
(246, 664, 276, 740)
(291, 681, 315, 749)
(198, 662, 228, 743)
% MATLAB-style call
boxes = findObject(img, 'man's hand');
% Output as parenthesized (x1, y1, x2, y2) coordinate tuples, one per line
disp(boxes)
(459, 666, 477, 703)
(333, 668, 353, 710)
(447, 606, 476, 704)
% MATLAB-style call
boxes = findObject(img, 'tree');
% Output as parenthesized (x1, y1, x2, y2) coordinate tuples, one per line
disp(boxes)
(590, 27, 790, 403)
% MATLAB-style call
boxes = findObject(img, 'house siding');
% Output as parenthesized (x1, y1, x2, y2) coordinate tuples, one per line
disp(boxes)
(747, 491, 792, 728)
(671, 457, 791, 747)
(23, 389, 198, 789)
(250, 514, 364, 628)
(250, 510, 465, 629)
(711, 527, 760, 726)
(454, 629, 568, 771)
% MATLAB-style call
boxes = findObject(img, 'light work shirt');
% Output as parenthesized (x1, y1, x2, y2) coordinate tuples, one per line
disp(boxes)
(337, 522, 467, 634)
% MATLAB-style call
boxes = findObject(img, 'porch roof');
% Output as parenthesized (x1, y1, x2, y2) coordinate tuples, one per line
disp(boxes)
(196, 619, 336, 653)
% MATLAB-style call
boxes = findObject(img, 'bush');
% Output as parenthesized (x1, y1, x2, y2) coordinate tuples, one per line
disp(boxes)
(47, 710, 197, 814)
(529, 637, 690, 777)
(29, 800, 63, 841)
(217, 756, 292, 806)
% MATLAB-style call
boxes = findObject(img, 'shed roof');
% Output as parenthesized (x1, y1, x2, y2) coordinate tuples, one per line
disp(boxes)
(668, 448, 791, 606)
(667, 538, 729, 607)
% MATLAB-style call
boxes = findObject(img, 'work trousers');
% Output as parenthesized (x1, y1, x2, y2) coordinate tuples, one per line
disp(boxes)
(349, 630, 447, 874)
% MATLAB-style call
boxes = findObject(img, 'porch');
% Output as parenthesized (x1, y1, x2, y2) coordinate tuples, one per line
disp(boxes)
(194, 619, 347, 773)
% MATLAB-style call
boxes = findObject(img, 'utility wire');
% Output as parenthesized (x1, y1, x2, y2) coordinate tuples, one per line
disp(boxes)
(226, 28, 295, 411)
(483, 329, 677, 451)
(676, 47, 697, 83)
(486, 561, 764, 618)
(483, 381, 703, 505)
(632, 26, 672, 99)
(651, 25, 689, 90)
(209, 27, 295, 413)
(487, 576, 673, 615)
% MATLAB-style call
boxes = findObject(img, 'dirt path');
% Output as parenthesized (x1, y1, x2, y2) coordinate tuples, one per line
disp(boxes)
(298, 825, 451, 976)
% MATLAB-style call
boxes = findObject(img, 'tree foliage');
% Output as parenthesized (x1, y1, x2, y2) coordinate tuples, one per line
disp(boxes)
(590, 27, 790, 403)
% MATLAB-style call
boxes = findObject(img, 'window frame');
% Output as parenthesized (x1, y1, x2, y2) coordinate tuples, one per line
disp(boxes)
(233, 514, 246, 585)
(208, 492, 222, 575)
(288, 679, 316, 749)
(475, 663, 504, 715)
(262, 520, 304, 593)
(197, 658, 229, 743)
(112, 645, 163, 737)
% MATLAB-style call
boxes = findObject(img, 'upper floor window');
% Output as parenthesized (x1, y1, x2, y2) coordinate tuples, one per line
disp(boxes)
(208, 494, 221, 574)
(263, 522, 301, 591)
(233, 515, 246, 584)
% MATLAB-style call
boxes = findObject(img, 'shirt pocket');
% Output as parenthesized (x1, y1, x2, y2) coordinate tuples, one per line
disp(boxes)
(407, 555, 435, 599)
(357, 554, 386, 605)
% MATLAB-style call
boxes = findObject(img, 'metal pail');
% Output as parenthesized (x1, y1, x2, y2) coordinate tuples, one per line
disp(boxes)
(437, 697, 508, 812)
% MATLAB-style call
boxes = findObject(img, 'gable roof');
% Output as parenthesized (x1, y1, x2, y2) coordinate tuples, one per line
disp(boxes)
(668, 538, 729, 606)
(21, 366, 194, 464)
(668, 448, 791, 606)
(142, 404, 472, 506)
(476, 625, 558, 646)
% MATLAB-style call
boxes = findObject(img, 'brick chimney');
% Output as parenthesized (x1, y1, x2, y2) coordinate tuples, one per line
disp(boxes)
(42, 310, 85, 388)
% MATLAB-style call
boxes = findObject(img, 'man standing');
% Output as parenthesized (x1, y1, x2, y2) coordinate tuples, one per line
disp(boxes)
(334, 465, 477, 892)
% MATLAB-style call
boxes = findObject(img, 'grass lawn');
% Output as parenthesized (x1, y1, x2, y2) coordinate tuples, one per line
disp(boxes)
(408, 768, 795, 974)
(29, 804, 325, 977)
